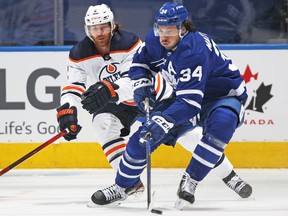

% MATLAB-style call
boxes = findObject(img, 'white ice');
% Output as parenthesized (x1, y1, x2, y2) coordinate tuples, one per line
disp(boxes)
(0, 168, 287, 216)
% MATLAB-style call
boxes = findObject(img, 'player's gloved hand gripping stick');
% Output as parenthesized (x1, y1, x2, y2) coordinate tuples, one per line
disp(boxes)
(131, 76, 156, 113)
(1, 103, 82, 176)
(57, 103, 82, 141)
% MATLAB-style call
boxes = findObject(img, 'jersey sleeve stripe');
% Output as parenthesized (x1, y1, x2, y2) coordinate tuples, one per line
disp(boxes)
(176, 89, 204, 97)
(181, 98, 201, 109)
(62, 85, 85, 93)
(227, 80, 246, 97)
(61, 91, 82, 98)
(61, 84, 85, 99)
(122, 101, 136, 106)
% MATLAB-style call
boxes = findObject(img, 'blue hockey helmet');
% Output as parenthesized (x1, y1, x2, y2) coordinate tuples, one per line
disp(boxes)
(154, 2, 188, 27)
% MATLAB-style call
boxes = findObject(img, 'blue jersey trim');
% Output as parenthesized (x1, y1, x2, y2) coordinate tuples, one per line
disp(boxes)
(0, 46, 73, 52)
(0, 44, 287, 52)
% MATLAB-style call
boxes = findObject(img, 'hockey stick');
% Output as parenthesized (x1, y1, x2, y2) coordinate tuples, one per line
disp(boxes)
(0, 130, 67, 176)
(144, 98, 152, 210)
(144, 99, 163, 215)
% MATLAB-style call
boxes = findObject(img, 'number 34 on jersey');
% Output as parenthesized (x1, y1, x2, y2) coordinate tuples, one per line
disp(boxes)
(160, 61, 203, 89)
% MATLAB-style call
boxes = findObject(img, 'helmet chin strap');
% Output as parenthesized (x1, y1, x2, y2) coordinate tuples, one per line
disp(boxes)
(179, 26, 188, 39)
(84, 25, 94, 42)
(171, 28, 188, 51)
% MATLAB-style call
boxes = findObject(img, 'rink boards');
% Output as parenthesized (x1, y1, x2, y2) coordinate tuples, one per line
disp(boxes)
(0, 141, 288, 168)
(0, 45, 288, 168)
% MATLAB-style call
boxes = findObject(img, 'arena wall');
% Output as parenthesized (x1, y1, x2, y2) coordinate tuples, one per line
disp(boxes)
(0, 45, 287, 169)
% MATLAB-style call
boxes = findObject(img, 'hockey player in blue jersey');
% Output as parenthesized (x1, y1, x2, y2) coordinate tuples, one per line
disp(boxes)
(88, 2, 252, 209)
(132, 2, 250, 209)
(68, 3, 252, 209)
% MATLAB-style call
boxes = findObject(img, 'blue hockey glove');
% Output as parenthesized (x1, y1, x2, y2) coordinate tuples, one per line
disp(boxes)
(131, 77, 156, 112)
(140, 111, 175, 146)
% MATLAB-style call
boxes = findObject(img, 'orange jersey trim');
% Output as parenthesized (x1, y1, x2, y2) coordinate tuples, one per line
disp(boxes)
(69, 39, 141, 63)
(122, 101, 136, 106)
(62, 86, 85, 93)
(69, 54, 102, 63)
(155, 73, 161, 94)
(110, 39, 141, 55)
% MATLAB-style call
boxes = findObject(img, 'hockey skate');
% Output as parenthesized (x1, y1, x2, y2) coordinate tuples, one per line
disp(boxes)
(175, 172, 198, 210)
(222, 170, 252, 198)
(87, 180, 144, 207)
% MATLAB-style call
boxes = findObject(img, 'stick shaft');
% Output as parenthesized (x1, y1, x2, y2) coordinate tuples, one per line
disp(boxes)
(0, 131, 67, 176)
(146, 136, 151, 208)
(144, 98, 152, 209)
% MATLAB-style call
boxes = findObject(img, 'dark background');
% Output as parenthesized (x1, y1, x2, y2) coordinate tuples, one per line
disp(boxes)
(0, 0, 287, 46)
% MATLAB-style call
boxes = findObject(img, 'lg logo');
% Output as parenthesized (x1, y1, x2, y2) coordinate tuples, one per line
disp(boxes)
(0, 68, 61, 110)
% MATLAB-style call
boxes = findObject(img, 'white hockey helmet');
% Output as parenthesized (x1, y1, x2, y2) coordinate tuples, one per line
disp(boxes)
(84, 4, 115, 40)
(84, 4, 115, 28)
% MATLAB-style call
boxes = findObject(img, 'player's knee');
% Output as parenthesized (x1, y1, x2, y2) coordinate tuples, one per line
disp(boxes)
(92, 113, 122, 145)
(125, 130, 146, 160)
(206, 107, 238, 144)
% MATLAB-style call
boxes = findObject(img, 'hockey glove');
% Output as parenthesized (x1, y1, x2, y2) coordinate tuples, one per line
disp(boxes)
(140, 111, 175, 146)
(56, 103, 82, 141)
(81, 80, 119, 114)
(131, 77, 156, 113)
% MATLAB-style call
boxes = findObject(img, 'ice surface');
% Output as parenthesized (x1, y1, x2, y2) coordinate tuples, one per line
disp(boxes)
(0, 168, 287, 216)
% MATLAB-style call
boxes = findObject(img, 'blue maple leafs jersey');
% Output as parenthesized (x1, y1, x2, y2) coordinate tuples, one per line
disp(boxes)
(129, 29, 247, 125)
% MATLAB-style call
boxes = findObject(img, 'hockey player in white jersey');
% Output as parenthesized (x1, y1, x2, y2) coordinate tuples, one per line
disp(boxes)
(88, 2, 252, 209)
(56, 3, 143, 170)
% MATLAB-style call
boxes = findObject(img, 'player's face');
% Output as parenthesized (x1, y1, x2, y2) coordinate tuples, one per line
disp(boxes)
(88, 23, 112, 47)
(158, 26, 181, 50)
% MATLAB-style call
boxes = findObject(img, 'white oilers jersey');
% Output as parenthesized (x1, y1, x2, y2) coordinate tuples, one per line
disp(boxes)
(60, 29, 173, 110)
(61, 30, 141, 108)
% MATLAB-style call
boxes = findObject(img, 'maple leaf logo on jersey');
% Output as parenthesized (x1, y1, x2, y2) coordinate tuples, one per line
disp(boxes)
(241, 65, 273, 113)
(161, 61, 178, 88)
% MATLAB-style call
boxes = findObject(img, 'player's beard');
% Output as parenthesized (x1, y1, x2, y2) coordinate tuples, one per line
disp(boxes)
(160, 37, 179, 50)
(94, 33, 111, 48)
